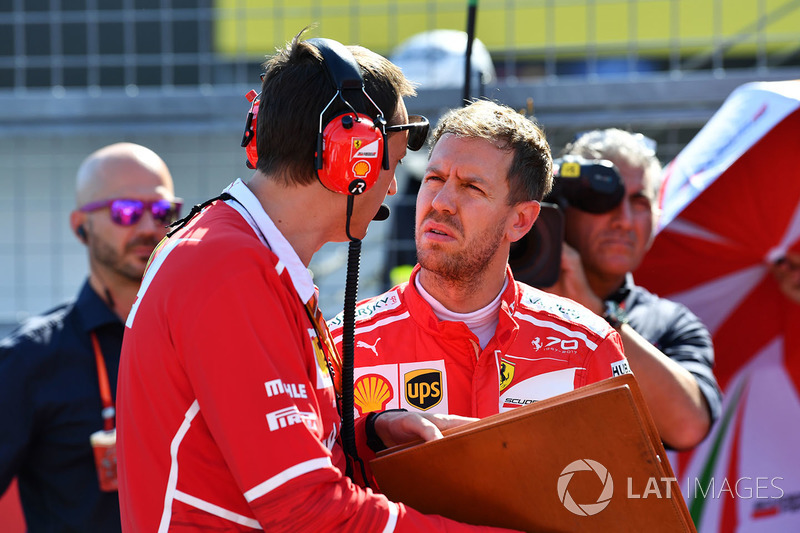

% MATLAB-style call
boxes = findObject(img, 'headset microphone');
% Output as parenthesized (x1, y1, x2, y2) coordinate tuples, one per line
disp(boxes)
(373, 203, 390, 221)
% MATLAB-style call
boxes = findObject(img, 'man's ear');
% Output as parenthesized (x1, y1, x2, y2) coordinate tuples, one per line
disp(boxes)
(70, 211, 88, 244)
(508, 200, 541, 243)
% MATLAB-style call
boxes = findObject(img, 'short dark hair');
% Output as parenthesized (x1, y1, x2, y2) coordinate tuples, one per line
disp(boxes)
(255, 30, 416, 186)
(430, 99, 553, 204)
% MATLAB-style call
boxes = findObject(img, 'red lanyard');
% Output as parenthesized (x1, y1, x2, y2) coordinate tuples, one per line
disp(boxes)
(90, 332, 115, 432)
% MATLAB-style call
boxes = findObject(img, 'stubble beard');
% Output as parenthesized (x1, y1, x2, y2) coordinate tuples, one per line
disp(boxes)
(416, 216, 506, 288)
(91, 235, 159, 283)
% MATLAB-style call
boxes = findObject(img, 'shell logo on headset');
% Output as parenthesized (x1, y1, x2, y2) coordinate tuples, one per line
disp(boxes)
(353, 160, 371, 178)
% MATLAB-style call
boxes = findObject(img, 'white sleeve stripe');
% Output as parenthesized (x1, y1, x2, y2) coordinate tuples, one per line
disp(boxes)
(332, 311, 410, 345)
(158, 400, 201, 533)
(275, 260, 285, 275)
(514, 312, 598, 350)
(243, 457, 333, 502)
(174, 490, 262, 530)
(504, 354, 588, 364)
(127, 237, 201, 328)
(382, 501, 400, 533)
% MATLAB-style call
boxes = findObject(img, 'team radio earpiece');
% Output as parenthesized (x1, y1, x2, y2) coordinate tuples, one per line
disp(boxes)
(241, 38, 388, 196)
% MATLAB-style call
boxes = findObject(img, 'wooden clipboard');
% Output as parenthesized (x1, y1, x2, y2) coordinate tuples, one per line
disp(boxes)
(370, 374, 695, 532)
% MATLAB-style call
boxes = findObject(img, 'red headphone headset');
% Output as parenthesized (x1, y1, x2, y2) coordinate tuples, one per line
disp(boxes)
(241, 38, 389, 196)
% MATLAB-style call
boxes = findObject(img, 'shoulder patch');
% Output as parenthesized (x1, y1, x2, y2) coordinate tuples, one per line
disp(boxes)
(518, 285, 610, 338)
(327, 288, 402, 329)
(611, 359, 632, 377)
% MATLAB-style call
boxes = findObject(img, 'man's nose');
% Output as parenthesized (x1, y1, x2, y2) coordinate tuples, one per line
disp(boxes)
(431, 180, 457, 214)
(136, 209, 163, 234)
(610, 198, 634, 227)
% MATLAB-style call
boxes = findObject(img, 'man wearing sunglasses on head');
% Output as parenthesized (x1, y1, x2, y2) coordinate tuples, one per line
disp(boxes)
(0, 142, 179, 532)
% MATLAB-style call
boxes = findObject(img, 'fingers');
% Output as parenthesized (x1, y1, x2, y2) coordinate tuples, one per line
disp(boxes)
(407, 413, 482, 442)
(423, 413, 478, 433)
(373, 411, 440, 447)
(373, 412, 480, 447)
(411, 416, 443, 442)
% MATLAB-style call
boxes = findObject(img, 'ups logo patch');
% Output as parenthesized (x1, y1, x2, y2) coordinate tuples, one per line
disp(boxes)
(404, 369, 443, 411)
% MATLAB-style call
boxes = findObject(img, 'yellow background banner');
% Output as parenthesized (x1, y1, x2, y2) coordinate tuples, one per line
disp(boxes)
(213, 0, 800, 58)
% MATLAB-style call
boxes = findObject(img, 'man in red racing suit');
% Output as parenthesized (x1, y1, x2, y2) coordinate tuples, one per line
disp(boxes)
(330, 264, 628, 420)
(329, 101, 629, 425)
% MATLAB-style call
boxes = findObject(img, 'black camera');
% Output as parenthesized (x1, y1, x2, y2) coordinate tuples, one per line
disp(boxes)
(509, 156, 625, 287)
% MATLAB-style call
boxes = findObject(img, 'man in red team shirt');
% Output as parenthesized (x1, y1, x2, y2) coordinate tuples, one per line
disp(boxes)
(329, 100, 630, 424)
(116, 32, 521, 532)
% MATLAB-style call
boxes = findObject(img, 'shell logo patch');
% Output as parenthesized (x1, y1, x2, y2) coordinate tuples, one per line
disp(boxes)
(354, 374, 393, 416)
(404, 369, 443, 410)
(353, 160, 371, 178)
(499, 358, 516, 392)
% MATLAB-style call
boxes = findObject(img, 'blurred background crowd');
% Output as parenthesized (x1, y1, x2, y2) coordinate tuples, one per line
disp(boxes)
(2, 0, 800, 327)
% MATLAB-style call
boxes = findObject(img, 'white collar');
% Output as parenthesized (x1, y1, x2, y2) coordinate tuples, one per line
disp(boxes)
(223, 179, 315, 304)
(415, 274, 507, 325)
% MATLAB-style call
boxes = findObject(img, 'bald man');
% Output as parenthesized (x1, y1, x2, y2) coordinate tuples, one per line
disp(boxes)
(0, 143, 180, 532)
(70, 142, 179, 319)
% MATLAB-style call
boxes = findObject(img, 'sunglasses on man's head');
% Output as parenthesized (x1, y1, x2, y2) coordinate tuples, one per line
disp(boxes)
(386, 114, 430, 152)
(79, 198, 184, 226)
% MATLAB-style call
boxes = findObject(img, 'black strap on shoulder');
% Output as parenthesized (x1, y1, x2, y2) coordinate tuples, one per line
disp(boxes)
(166, 192, 234, 237)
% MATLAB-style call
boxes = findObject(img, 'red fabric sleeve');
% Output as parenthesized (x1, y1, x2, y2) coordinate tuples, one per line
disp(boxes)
(582, 329, 630, 387)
